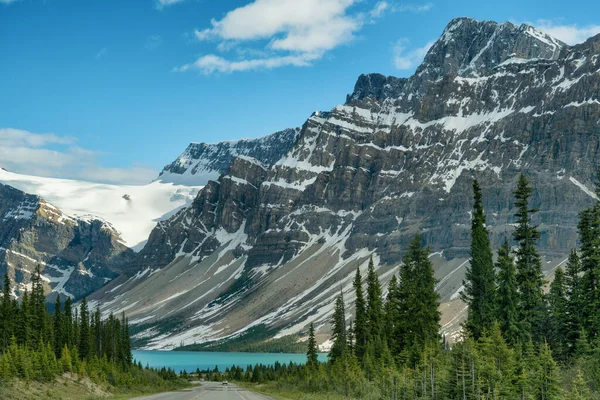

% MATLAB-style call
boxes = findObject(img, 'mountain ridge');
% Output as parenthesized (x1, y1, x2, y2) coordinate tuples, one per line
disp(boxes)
(157, 128, 300, 186)
(79, 17, 600, 349)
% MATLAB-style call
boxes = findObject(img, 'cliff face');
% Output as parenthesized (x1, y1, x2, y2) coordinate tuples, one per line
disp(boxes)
(157, 128, 300, 186)
(90, 19, 600, 349)
(0, 183, 134, 300)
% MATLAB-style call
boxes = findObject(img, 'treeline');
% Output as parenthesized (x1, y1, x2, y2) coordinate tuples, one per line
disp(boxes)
(238, 174, 600, 399)
(0, 267, 186, 390)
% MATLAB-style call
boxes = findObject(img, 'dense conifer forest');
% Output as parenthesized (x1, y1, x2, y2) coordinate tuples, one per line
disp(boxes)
(3, 172, 600, 399)
(0, 267, 187, 394)
(211, 173, 600, 400)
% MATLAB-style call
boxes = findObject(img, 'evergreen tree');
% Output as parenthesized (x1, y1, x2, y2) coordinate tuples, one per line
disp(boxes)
(78, 297, 90, 360)
(93, 307, 102, 358)
(569, 369, 590, 400)
(365, 256, 384, 340)
(383, 274, 399, 348)
(29, 265, 47, 346)
(121, 312, 132, 366)
(496, 239, 521, 345)
(565, 250, 585, 352)
(577, 204, 600, 340)
(306, 322, 319, 369)
(1, 274, 13, 351)
(513, 174, 545, 342)
(17, 290, 31, 346)
(346, 321, 354, 355)
(329, 291, 347, 364)
(352, 266, 368, 362)
(63, 297, 73, 349)
(397, 235, 440, 363)
(476, 323, 516, 398)
(53, 296, 63, 358)
(516, 340, 537, 400)
(535, 341, 562, 400)
(462, 179, 497, 339)
(547, 267, 568, 361)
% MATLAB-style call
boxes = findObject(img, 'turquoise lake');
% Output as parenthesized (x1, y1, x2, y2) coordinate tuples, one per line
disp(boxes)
(132, 350, 328, 373)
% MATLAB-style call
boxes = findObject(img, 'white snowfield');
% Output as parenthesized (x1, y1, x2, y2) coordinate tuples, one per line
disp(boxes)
(0, 169, 202, 251)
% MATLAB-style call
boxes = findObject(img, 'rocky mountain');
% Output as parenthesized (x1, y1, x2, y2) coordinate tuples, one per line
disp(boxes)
(0, 183, 134, 300)
(89, 18, 600, 349)
(157, 128, 300, 186)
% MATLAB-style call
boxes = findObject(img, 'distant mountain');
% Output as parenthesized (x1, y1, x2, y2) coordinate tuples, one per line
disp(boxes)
(157, 128, 300, 186)
(0, 169, 202, 301)
(89, 18, 600, 349)
(0, 182, 133, 300)
(0, 169, 202, 251)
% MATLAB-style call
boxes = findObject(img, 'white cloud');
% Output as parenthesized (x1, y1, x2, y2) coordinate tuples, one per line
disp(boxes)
(393, 39, 433, 70)
(175, 53, 320, 74)
(179, 0, 371, 74)
(156, 0, 187, 9)
(0, 128, 157, 185)
(370, 1, 389, 19)
(533, 20, 600, 45)
(392, 3, 433, 13)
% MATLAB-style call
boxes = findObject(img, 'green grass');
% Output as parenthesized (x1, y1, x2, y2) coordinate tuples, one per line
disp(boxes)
(237, 382, 363, 400)
(0, 373, 192, 400)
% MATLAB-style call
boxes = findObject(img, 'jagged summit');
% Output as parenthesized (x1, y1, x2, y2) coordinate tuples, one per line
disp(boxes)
(90, 17, 600, 349)
(419, 18, 565, 78)
(158, 128, 300, 186)
(348, 18, 566, 103)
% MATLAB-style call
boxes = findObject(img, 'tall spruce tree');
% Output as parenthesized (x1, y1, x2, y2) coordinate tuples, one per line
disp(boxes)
(352, 266, 367, 362)
(496, 238, 521, 345)
(535, 342, 562, 400)
(565, 250, 585, 351)
(78, 297, 90, 360)
(462, 179, 497, 339)
(366, 256, 384, 340)
(383, 274, 399, 348)
(397, 235, 440, 363)
(329, 291, 347, 364)
(547, 268, 568, 361)
(306, 322, 319, 369)
(513, 174, 545, 342)
(53, 296, 63, 358)
(577, 204, 600, 340)
(63, 297, 73, 349)
(1, 274, 12, 351)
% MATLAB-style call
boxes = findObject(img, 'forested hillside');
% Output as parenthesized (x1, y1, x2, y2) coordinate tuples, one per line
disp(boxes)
(0, 267, 188, 396)
(221, 174, 600, 399)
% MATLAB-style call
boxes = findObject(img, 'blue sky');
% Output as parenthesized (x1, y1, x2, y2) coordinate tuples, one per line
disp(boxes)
(1, 0, 599, 184)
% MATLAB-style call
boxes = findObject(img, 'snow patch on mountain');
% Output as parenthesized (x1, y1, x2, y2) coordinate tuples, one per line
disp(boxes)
(0, 169, 202, 251)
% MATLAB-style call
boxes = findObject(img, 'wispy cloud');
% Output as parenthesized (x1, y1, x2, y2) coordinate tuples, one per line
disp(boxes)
(175, 53, 320, 74)
(370, 1, 389, 19)
(533, 20, 600, 45)
(393, 38, 434, 70)
(155, 0, 187, 9)
(0, 0, 20, 4)
(0, 128, 157, 185)
(95, 47, 108, 60)
(176, 0, 393, 74)
(392, 3, 433, 13)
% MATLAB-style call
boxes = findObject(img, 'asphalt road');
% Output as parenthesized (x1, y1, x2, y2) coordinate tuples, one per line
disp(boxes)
(129, 381, 274, 400)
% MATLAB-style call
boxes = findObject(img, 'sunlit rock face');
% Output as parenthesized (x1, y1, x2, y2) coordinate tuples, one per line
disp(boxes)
(90, 19, 600, 349)
(0, 183, 134, 301)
